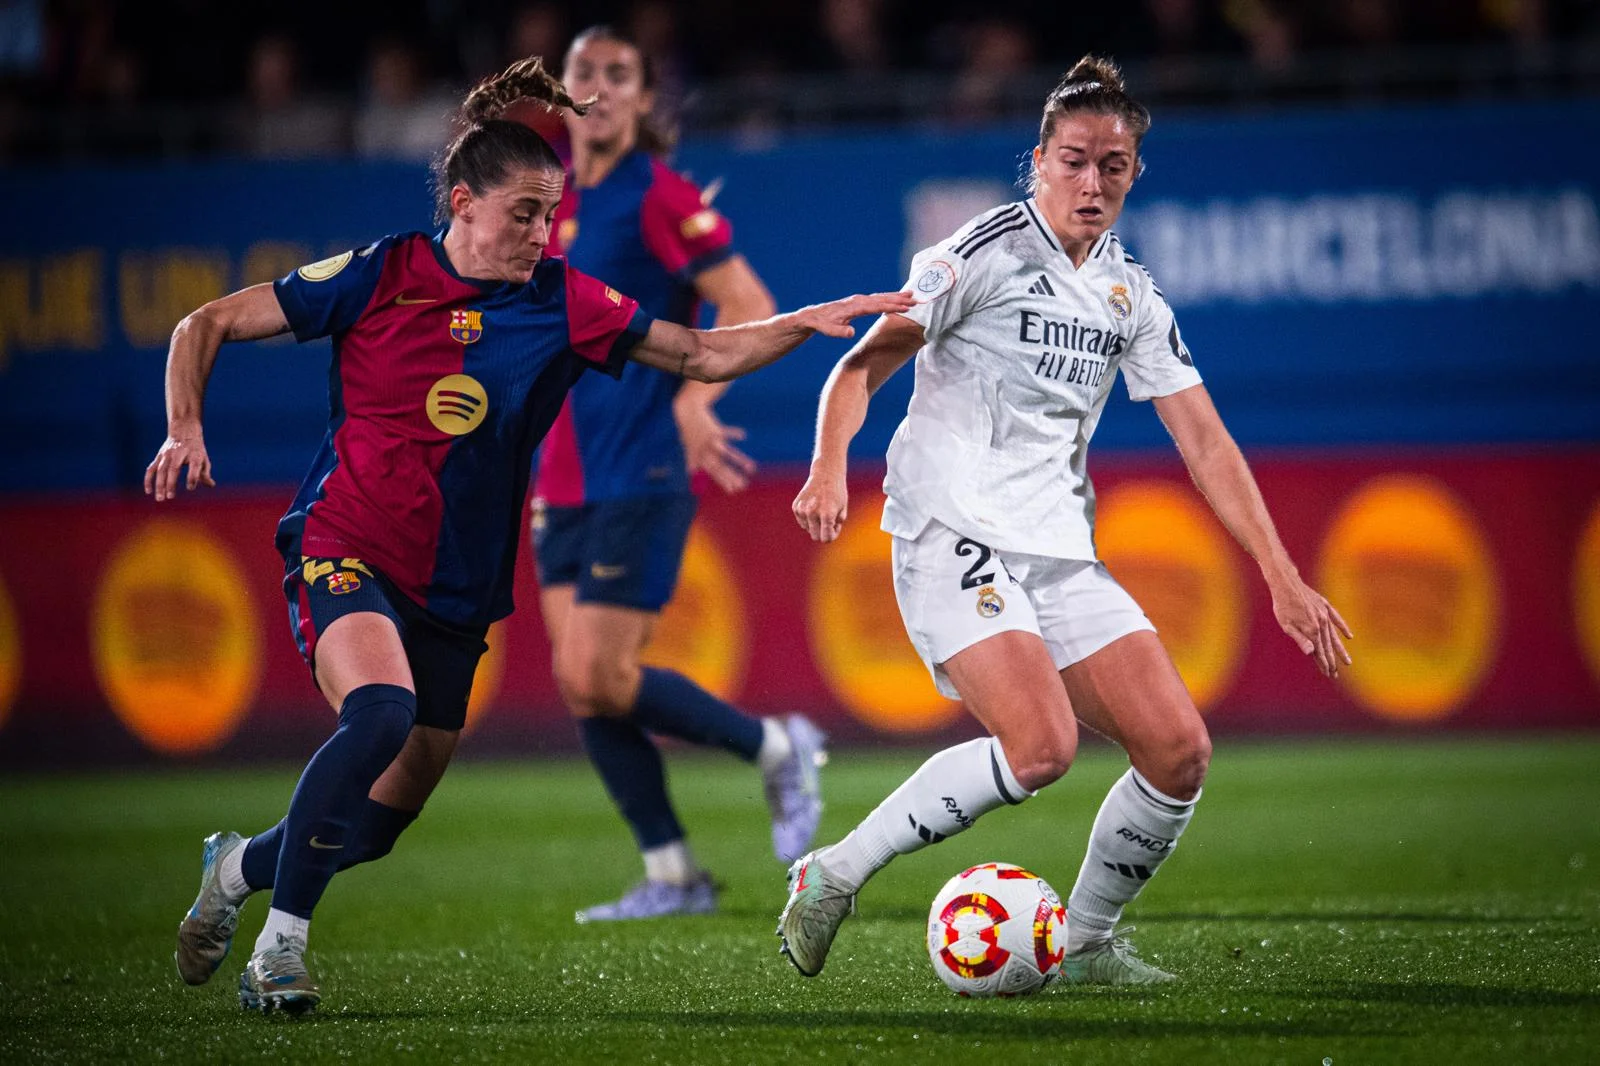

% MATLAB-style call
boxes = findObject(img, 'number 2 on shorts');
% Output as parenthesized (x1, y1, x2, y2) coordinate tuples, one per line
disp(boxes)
(954, 538, 995, 590)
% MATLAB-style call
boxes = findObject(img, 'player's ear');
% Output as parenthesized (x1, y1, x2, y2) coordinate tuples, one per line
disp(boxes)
(449, 183, 474, 222)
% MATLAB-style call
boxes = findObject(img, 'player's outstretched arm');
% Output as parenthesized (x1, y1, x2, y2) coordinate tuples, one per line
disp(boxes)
(145, 283, 291, 501)
(793, 313, 925, 543)
(673, 255, 779, 494)
(1153, 383, 1354, 678)
(628, 291, 916, 385)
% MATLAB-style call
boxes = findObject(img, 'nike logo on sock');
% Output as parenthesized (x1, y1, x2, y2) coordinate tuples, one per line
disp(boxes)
(308, 837, 343, 850)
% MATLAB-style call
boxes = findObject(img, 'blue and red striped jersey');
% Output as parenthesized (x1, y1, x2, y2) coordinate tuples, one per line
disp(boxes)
(272, 232, 653, 628)
(534, 150, 735, 505)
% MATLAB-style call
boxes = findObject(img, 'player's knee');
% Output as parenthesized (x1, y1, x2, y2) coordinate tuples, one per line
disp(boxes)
(554, 653, 638, 717)
(339, 683, 417, 764)
(1003, 729, 1076, 792)
(1147, 725, 1211, 801)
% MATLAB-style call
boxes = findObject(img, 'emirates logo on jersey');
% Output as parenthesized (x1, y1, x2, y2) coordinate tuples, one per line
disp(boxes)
(449, 309, 484, 344)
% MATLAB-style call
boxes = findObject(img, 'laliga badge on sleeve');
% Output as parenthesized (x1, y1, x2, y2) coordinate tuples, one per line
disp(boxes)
(297, 250, 353, 282)
(912, 259, 957, 303)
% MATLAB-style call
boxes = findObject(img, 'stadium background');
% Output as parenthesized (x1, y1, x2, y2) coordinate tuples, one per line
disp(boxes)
(0, 0, 1597, 767)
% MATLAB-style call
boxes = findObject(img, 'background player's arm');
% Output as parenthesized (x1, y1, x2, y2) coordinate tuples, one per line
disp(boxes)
(628, 290, 914, 384)
(145, 283, 291, 501)
(793, 313, 925, 542)
(674, 255, 778, 493)
(1154, 383, 1353, 677)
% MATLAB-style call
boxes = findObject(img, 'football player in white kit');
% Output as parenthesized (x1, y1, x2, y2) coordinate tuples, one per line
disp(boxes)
(778, 56, 1353, 985)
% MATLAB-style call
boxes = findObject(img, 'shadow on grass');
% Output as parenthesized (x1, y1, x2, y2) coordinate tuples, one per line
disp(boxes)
(796, 905, 1564, 925)
(1305, 981, 1600, 1010)
(313, 1007, 1386, 1040)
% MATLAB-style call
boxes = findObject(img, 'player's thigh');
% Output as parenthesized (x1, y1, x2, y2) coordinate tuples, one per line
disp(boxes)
(893, 522, 1076, 776)
(369, 724, 460, 811)
(942, 630, 1078, 785)
(555, 601, 659, 715)
(539, 584, 577, 651)
(286, 555, 413, 710)
(1059, 630, 1210, 794)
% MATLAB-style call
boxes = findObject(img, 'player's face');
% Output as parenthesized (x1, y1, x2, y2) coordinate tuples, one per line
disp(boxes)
(562, 37, 653, 152)
(1032, 113, 1140, 251)
(455, 166, 564, 283)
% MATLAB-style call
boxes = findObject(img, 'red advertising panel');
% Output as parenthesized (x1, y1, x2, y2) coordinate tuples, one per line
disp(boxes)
(1, 447, 1597, 764)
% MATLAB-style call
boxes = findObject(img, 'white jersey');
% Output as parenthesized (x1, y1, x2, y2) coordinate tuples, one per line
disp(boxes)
(884, 198, 1203, 560)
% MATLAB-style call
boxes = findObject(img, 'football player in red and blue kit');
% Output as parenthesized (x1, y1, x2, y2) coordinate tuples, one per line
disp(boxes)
(532, 26, 825, 923)
(146, 57, 914, 1016)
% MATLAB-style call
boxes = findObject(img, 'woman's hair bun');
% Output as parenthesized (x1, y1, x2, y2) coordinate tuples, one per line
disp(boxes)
(1061, 55, 1126, 92)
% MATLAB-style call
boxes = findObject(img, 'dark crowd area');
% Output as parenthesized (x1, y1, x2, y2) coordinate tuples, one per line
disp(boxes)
(3, 0, 1599, 160)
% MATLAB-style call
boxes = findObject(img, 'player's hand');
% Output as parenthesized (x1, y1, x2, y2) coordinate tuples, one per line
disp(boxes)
(795, 292, 916, 339)
(674, 396, 757, 494)
(793, 466, 849, 542)
(144, 431, 216, 502)
(1268, 572, 1353, 679)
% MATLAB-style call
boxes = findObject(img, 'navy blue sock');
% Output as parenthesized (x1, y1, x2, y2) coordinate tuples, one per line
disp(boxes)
(270, 684, 415, 919)
(578, 715, 684, 850)
(240, 800, 420, 891)
(629, 667, 763, 761)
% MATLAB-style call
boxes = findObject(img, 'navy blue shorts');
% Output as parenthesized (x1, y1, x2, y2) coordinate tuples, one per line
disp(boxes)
(284, 555, 488, 731)
(534, 494, 697, 611)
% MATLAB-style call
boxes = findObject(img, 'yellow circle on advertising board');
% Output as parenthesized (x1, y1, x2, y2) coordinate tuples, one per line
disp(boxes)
(1095, 481, 1246, 711)
(1574, 500, 1600, 689)
(642, 524, 748, 700)
(808, 496, 962, 733)
(0, 572, 19, 729)
(463, 620, 507, 733)
(1317, 476, 1497, 721)
(92, 520, 262, 755)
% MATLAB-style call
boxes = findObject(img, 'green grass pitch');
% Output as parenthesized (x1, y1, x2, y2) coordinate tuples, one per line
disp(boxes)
(2, 736, 1597, 1064)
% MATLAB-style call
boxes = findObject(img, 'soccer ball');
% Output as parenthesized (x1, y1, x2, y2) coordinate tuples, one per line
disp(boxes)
(926, 862, 1067, 997)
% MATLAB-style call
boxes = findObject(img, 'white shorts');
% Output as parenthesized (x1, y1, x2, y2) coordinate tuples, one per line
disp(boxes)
(891, 518, 1155, 699)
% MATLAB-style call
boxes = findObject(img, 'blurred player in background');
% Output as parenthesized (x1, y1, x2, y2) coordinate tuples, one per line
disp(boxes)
(531, 26, 826, 923)
(779, 56, 1352, 984)
(149, 56, 913, 1016)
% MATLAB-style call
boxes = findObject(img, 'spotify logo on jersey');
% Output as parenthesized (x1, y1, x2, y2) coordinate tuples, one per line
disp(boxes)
(427, 374, 488, 436)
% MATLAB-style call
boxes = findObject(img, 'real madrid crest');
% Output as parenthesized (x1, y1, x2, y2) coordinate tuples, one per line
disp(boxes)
(449, 309, 484, 344)
(1108, 284, 1132, 320)
(975, 585, 1005, 618)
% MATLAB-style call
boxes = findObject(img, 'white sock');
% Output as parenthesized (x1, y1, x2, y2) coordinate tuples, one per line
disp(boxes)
(1066, 767, 1198, 953)
(254, 908, 310, 955)
(642, 839, 698, 884)
(821, 737, 1029, 890)
(756, 718, 794, 775)
(219, 840, 252, 903)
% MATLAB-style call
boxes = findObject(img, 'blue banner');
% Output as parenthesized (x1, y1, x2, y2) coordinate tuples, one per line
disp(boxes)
(2, 100, 1597, 492)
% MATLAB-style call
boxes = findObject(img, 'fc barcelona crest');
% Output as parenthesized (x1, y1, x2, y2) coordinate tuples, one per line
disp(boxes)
(449, 309, 484, 344)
